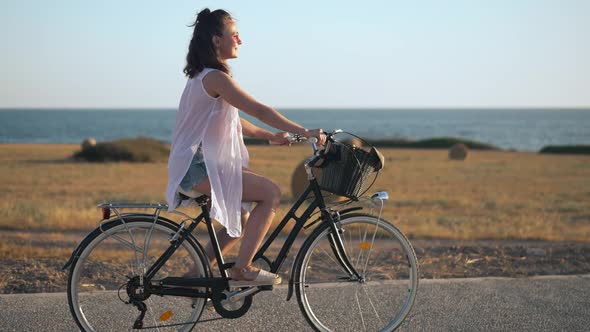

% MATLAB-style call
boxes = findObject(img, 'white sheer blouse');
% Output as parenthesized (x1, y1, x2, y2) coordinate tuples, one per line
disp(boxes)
(166, 68, 250, 237)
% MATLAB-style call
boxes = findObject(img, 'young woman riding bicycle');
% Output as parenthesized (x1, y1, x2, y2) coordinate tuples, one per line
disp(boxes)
(165, 8, 326, 286)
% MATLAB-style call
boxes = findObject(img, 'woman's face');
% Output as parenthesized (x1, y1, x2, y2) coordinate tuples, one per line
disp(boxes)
(216, 19, 242, 60)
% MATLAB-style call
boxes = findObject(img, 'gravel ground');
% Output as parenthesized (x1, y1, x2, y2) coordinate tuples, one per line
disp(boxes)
(1, 232, 589, 294)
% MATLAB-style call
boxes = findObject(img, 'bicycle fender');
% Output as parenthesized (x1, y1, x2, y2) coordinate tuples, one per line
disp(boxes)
(61, 219, 121, 271)
(286, 255, 298, 301)
(62, 236, 91, 271)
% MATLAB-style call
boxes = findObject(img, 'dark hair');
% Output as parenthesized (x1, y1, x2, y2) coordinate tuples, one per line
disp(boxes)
(183, 8, 232, 78)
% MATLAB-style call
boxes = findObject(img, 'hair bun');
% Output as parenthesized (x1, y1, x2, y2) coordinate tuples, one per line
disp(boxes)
(196, 8, 211, 24)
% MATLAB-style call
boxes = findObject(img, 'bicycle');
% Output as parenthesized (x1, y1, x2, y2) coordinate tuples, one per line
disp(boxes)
(63, 129, 419, 331)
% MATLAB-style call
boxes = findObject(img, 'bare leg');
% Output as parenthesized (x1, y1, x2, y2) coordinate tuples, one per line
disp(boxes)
(185, 209, 250, 277)
(234, 170, 281, 269)
(204, 209, 249, 267)
(191, 169, 281, 278)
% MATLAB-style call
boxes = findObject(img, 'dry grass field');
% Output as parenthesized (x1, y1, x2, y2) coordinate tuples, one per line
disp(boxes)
(1, 143, 589, 241)
(1, 143, 590, 293)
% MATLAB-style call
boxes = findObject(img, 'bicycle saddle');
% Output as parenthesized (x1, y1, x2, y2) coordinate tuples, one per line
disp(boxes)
(177, 187, 209, 206)
(178, 186, 205, 198)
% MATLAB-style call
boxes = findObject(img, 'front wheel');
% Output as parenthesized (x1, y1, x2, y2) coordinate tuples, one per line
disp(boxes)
(67, 216, 208, 332)
(294, 214, 418, 331)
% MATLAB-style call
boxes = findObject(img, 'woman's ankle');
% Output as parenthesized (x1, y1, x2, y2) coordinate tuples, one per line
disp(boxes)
(233, 264, 253, 271)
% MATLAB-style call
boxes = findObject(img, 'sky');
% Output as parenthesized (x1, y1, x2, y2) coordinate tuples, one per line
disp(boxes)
(1, 0, 589, 109)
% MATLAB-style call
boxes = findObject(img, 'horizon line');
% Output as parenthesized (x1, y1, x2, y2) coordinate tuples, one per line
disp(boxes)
(2, 106, 590, 111)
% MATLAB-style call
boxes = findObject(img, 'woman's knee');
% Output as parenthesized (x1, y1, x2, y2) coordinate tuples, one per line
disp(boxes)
(266, 182, 282, 207)
(242, 171, 281, 206)
(256, 180, 281, 207)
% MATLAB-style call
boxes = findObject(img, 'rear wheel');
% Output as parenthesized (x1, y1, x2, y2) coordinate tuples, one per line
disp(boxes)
(67, 217, 208, 331)
(295, 214, 418, 331)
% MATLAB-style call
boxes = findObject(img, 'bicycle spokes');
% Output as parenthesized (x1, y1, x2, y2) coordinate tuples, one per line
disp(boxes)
(296, 215, 418, 331)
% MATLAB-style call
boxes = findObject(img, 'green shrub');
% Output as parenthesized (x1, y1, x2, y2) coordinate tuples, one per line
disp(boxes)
(73, 137, 170, 162)
(539, 145, 590, 155)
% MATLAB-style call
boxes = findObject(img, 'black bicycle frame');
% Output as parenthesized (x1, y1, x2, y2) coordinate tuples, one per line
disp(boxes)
(146, 172, 362, 297)
(254, 177, 360, 279)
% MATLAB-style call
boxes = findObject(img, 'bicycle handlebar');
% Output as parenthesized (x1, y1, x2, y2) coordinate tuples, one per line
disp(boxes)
(291, 129, 341, 155)
(265, 129, 345, 172)
(268, 129, 343, 156)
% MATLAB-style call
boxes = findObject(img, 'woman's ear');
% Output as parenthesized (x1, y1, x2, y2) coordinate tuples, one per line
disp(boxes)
(212, 35, 221, 49)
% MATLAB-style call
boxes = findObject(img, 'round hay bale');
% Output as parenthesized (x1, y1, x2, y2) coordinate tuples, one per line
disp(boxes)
(342, 137, 363, 148)
(449, 143, 468, 160)
(81, 137, 97, 150)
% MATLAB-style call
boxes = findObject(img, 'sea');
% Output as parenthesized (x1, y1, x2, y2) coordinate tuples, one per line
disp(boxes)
(1, 108, 589, 151)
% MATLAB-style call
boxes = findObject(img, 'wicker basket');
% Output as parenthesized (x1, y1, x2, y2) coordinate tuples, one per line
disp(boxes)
(317, 141, 384, 199)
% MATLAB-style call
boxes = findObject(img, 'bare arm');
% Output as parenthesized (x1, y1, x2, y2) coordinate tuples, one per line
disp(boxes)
(203, 71, 308, 136)
(241, 118, 292, 145)
(240, 118, 274, 140)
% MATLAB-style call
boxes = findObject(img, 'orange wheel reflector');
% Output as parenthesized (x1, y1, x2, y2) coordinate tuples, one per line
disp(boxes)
(159, 310, 173, 321)
(359, 242, 371, 250)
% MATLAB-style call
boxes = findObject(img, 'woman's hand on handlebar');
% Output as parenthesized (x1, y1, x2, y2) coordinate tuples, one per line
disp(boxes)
(269, 131, 292, 146)
(304, 129, 327, 146)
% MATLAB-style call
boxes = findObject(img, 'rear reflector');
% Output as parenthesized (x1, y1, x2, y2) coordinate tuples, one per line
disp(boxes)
(102, 207, 111, 220)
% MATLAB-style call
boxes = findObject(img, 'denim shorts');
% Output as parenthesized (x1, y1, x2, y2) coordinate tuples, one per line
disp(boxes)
(179, 145, 208, 192)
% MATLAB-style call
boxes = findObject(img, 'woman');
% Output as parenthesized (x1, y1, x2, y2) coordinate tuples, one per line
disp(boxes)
(166, 8, 326, 286)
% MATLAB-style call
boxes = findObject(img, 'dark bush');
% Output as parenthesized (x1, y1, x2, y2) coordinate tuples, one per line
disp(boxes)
(243, 136, 499, 150)
(365, 137, 499, 150)
(73, 137, 170, 162)
(539, 145, 590, 155)
(243, 138, 268, 145)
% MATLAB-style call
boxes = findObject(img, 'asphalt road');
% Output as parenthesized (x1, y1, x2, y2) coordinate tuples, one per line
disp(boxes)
(1, 275, 589, 331)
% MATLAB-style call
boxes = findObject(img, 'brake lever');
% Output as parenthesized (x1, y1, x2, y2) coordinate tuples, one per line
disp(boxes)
(309, 137, 318, 154)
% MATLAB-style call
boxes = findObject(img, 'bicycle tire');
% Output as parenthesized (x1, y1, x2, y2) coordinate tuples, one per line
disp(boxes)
(67, 216, 209, 332)
(294, 213, 418, 331)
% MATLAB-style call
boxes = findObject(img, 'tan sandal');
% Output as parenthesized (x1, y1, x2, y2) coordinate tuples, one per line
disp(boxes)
(229, 266, 282, 286)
